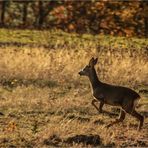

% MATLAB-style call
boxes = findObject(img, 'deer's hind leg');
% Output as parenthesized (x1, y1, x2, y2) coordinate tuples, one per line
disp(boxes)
(130, 110, 144, 130)
(122, 98, 144, 130)
(125, 108, 144, 130)
(107, 109, 126, 128)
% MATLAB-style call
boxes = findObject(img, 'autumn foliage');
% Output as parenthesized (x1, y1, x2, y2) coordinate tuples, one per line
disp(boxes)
(0, 0, 147, 37)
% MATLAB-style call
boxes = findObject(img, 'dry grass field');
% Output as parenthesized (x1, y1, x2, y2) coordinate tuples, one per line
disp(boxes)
(0, 29, 148, 147)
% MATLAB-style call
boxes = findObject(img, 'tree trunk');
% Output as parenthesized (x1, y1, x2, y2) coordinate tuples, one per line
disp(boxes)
(144, 2, 148, 38)
(38, 1, 44, 28)
(37, 1, 58, 28)
(22, 2, 28, 26)
(144, 17, 148, 38)
(0, 1, 6, 26)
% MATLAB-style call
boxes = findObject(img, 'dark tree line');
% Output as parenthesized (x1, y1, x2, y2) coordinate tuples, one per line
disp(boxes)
(0, 0, 147, 37)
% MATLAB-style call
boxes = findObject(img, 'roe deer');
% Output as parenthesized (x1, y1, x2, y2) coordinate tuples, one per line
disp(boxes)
(79, 57, 144, 130)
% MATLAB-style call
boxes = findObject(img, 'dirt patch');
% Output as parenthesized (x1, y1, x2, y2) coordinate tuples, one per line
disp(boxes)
(43, 134, 62, 147)
(43, 134, 101, 147)
(65, 134, 101, 146)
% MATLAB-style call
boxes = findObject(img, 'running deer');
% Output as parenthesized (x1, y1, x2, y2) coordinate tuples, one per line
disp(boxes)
(79, 57, 144, 130)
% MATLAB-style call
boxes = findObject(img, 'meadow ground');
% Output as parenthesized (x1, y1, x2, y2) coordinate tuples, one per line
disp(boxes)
(0, 29, 148, 147)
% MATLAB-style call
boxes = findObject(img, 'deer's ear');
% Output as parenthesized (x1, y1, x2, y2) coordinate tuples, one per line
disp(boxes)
(93, 58, 98, 65)
(89, 57, 95, 66)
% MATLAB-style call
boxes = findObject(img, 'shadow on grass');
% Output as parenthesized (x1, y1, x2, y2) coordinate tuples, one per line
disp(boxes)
(65, 134, 101, 146)
(0, 78, 58, 89)
(43, 134, 118, 147)
(0, 40, 78, 50)
(43, 134, 101, 147)
(0, 41, 54, 49)
(43, 134, 62, 147)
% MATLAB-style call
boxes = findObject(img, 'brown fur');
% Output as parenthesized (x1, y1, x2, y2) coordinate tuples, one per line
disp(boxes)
(79, 57, 144, 130)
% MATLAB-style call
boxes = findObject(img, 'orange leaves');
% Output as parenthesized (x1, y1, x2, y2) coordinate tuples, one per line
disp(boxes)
(10, 1, 145, 37)
(124, 29, 135, 37)
(51, 6, 67, 20)
(4, 121, 17, 133)
(68, 24, 75, 31)
(100, 20, 109, 29)
(95, 2, 104, 10)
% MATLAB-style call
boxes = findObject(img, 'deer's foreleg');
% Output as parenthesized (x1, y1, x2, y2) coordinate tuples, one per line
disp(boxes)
(91, 99, 104, 113)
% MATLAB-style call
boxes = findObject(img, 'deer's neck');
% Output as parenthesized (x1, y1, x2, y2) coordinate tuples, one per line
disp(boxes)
(88, 68, 101, 90)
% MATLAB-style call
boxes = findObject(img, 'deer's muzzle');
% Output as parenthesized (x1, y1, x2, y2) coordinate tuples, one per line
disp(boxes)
(78, 70, 84, 76)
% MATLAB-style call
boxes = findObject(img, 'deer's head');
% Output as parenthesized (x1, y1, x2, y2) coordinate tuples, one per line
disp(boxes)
(79, 57, 98, 77)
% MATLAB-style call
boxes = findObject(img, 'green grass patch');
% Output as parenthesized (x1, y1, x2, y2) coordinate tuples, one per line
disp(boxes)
(0, 29, 147, 49)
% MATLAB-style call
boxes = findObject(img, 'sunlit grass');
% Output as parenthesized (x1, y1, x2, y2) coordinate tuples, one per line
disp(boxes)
(0, 29, 147, 147)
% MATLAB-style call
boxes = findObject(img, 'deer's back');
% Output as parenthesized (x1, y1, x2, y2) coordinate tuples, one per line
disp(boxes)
(93, 83, 140, 106)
